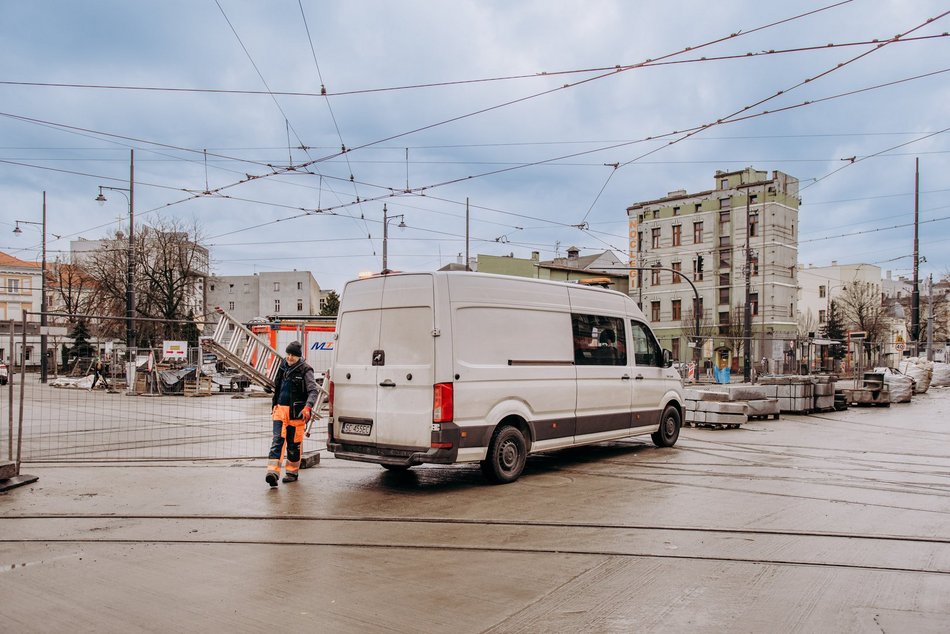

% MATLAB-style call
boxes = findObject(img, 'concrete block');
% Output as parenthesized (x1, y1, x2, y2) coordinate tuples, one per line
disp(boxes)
(704, 411, 746, 425)
(687, 410, 706, 424)
(300, 451, 321, 469)
(721, 385, 769, 401)
(692, 390, 731, 402)
(814, 383, 835, 396)
(778, 396, 811, 413)
(0, 460, 15, 480)
(700, 401, 748, 415)
(813, 395, 834, 410)
(746, 399, 780, 417)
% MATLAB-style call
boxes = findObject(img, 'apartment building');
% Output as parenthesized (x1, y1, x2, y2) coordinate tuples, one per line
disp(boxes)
(207, 271, 327, 325)
(797, 261, 882, 330)
(627, 167, 799, 368)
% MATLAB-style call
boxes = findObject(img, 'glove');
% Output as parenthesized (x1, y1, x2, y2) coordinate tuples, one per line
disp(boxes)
(300, 406, 312, 421)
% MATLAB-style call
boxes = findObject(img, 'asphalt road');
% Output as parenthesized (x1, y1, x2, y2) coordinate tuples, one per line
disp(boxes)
(2, 388, 949, 633)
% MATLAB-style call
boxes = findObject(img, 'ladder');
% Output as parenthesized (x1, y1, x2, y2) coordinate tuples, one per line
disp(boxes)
(202, 307, 282, 389)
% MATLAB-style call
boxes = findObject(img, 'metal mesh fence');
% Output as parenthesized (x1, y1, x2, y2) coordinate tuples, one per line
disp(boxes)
(2, 313, 327, 464)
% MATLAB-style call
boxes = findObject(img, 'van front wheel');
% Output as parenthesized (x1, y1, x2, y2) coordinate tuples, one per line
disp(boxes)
(481, 426, 527, 484)
(651, 405, 681, 448)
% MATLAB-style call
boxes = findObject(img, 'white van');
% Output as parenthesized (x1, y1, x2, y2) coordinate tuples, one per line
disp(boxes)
(327, 272, 685, 484)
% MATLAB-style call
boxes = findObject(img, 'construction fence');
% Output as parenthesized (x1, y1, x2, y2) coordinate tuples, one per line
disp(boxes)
(1, 312, 328, 465)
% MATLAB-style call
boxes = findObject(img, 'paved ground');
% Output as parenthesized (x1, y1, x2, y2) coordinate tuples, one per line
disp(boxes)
(2, 388, 949, 633)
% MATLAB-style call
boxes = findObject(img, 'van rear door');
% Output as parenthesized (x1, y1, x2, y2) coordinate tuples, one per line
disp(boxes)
(334, 275, 435, 450)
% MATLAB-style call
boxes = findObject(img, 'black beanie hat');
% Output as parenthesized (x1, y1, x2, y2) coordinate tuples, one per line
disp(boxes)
(286, 341, 303, 357)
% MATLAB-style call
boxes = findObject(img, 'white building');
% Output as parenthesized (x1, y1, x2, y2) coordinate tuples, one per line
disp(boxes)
(0, 251, 42, 366)
(206, 271, 330, 325)
(797, 261, 882, 330)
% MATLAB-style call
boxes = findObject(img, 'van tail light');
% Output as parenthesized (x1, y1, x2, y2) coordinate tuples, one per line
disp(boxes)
(433, 382, 454, 423)
(327, 375, 334, 418)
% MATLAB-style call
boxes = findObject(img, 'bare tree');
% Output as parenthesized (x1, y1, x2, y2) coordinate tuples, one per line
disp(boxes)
(681, 303, 716, 351)
(48, 257, 93, 323)
(837, 281, 886, 342)
(83, 216, 207, 346)
(722, 304, 745, 360)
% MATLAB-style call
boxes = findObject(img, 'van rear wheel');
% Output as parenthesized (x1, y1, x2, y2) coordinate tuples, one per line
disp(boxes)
(481, 426, 527, 484)
(651, 405, 681, 448)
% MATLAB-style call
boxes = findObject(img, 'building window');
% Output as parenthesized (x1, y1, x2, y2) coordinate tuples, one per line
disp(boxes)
(719, 311, 730, 325)
(694, 297, 704, 317)
(274, 299, 280, 312)
(651, 266, 661, 286)
(7, 279, 20, 293)
(719, 197, 731, 209)
(750, 193, 758, 204)
(209, 283, 215, 291)
(297, 281, 302, 290)
(751, 255, 759, 277)
(719, 287, 730, 305)
(720, 178, 729, 189)
(652, 210, 659, 219)
(671, 337, 681, 360)
(672, 225, 681, 247)
(693, 221, 703, 244)
(297, 299, 303, 312)
(228, 284, 234, 294)
(651, 227, 661, 249)
(719, 236, 731, 248)
(673, 206, 680, 216)
(651, 301, 660, 322)
(819, 285, 826, 298)
(671, 299, 682, 321)
(694, 203, 702, 213)
(720, 250, 732, 269)
(749, 212, 759, 237)
(751, 293, 759, 316)
(819, 309, 827, 322)
(243, 283, 250, 294)
(719, 210, 730, 227)
(672, 261, 682, 284)
(274, 282, 280, 292)
(228, 301, 234, 310)
(637, 232, 643, 252)
(719, 273, 730, 287)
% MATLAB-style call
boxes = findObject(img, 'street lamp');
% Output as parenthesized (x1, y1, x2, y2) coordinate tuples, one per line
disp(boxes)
(95, 149, 135, 353)
(381, 203, 406, 273)
(12, 192, 48, 383)
(95, 149, 135, 393)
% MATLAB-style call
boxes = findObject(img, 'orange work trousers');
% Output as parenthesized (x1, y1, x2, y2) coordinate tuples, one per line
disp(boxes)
(267, 405, 305, 477)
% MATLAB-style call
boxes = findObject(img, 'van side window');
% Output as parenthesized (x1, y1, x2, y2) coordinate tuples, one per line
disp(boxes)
(630, 320, 662, 367)
(572, 314, 627, 366)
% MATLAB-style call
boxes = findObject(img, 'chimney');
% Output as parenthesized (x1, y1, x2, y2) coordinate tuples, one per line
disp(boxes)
(567, 246, 580, 260)
(531, 251, 540, 261)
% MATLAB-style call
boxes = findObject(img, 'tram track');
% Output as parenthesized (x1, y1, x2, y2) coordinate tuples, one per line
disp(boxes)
(2, 513, 947, 576)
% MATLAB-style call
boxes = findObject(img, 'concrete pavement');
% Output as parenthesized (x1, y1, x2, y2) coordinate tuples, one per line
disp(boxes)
(2, 388, 950, 633)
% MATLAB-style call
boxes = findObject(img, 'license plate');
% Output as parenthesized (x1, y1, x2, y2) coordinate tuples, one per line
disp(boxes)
(341, 422, 372, 436)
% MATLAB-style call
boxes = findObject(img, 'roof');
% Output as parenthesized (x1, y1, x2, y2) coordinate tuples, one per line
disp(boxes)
(0, 251, 41, 269)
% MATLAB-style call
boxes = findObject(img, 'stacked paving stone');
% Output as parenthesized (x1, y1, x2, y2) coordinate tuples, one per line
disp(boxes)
(684, 385, 779, 429)
(756, 375, 836, 413)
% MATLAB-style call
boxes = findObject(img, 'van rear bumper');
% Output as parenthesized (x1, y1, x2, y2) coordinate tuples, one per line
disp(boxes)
(328, 442, 458, 466)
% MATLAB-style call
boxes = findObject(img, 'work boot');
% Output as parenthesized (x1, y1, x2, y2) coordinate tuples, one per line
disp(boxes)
(265, 472, 279, 487)
(282, 473, 298, 483)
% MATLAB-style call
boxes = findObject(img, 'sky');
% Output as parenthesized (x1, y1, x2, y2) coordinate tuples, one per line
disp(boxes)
(1, 0, 948, 294)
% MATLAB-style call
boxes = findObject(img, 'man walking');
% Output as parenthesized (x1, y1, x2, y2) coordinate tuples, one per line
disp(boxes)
(90, 353, 109, 391)
(266, 341, 319, 487)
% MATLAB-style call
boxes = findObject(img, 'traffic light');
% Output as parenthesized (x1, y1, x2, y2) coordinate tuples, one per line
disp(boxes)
(696, 255, 704, 273)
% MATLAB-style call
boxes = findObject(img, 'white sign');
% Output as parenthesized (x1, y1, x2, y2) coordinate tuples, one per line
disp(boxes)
(39, 326, 68, 336)
(163, 341, 188, 360)
(895, 342, 906, 352)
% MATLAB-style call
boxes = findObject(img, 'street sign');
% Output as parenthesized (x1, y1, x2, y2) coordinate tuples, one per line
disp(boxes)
(895, 342, 906, 351)
(39, 326, 68, 336)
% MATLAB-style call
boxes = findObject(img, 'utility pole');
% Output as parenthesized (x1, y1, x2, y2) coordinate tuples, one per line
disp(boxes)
(927, 274, 934, 361)
(911, 157, 920, 348)
(465, 197, 470, 271)
(40, 192, 47, 384)
(743, 191, 753, 382)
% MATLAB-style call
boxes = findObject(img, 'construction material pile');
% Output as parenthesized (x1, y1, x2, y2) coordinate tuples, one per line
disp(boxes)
(931, 362, 950, 387)
(899, 358, 934, 394)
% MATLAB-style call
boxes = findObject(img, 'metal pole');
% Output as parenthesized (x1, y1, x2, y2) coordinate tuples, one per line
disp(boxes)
(911, 157, 920, 344)
(927, 274, 935, 361)
(382, 203, 388, 272)
(17, 313, 27, 473)
(465, 197, 470, 271)
(40, 191, 48, 383)
(743, 192, 753, 382)
(7, 320, 13, 461)
(127, 149, 136, 351)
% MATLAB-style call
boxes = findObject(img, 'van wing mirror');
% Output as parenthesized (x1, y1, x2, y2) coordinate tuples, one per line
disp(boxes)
(662, 349, 673, 368)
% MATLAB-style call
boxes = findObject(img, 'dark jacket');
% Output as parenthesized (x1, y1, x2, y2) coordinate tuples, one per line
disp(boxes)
(272, 359, 319, 418)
